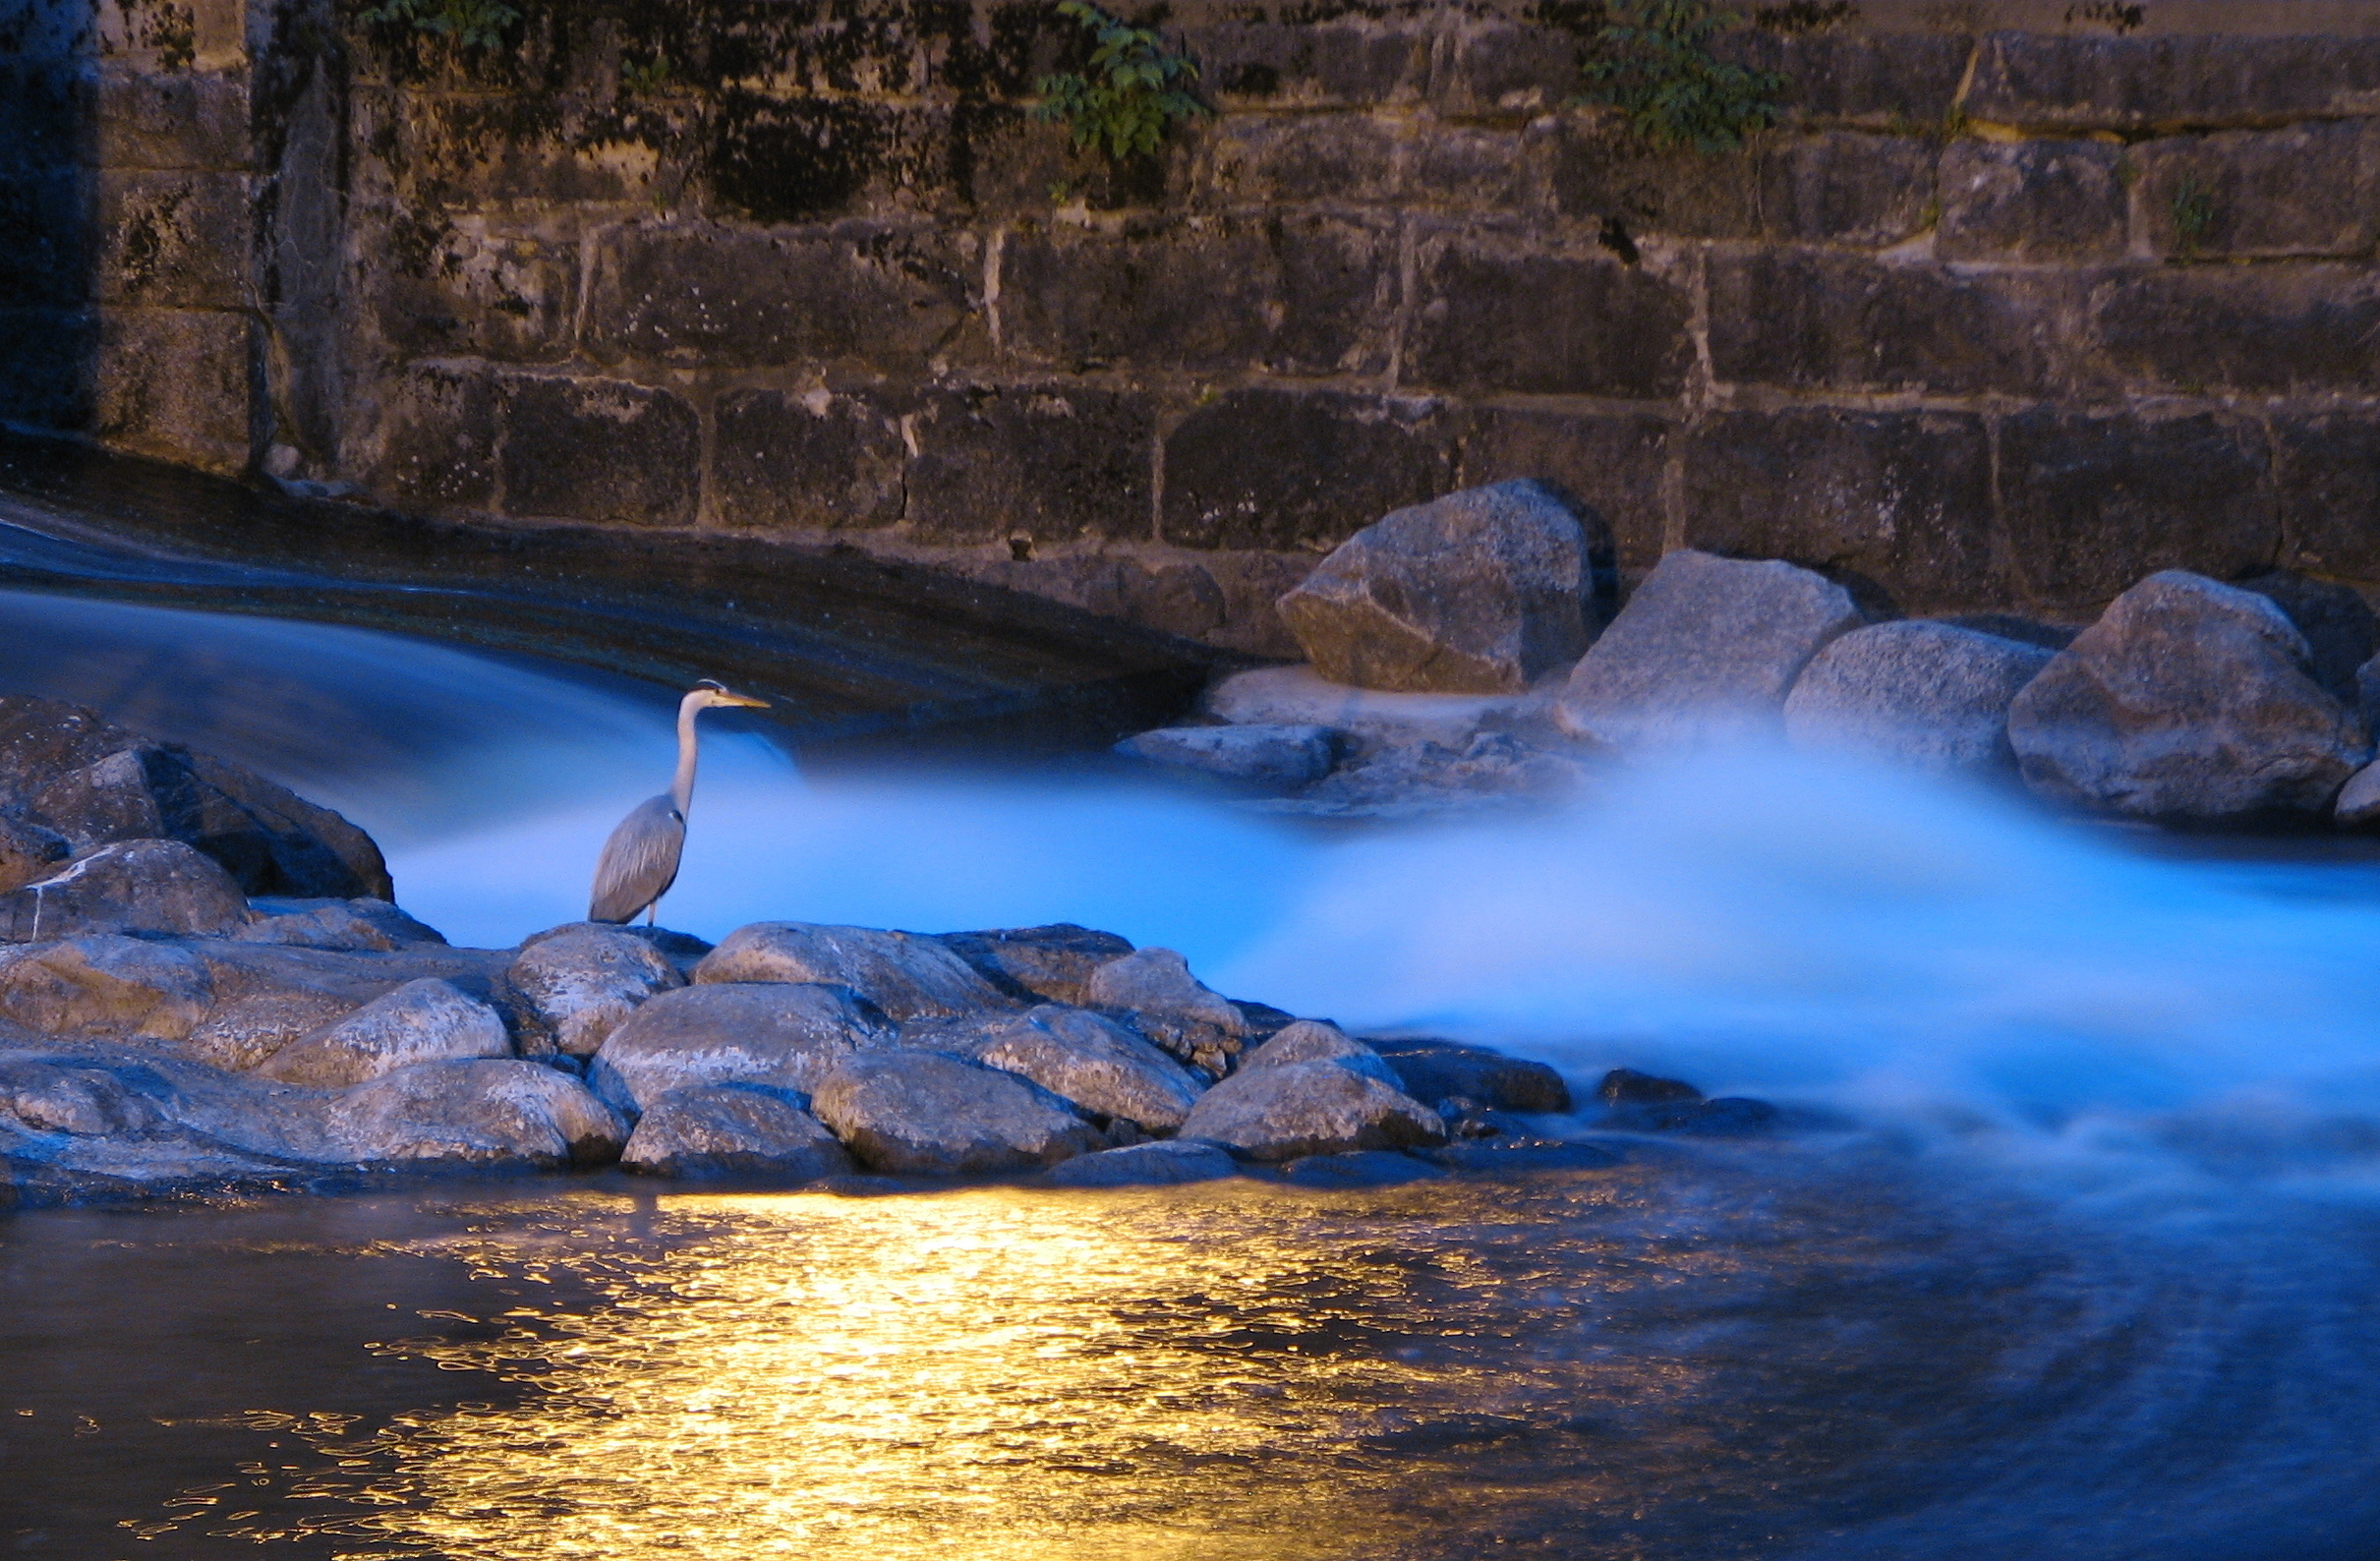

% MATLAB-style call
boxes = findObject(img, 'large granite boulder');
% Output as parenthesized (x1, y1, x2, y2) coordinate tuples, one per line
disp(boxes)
(235, 897, 446, 953)
(1115, 724, 1337, 789)
(2236, 569, 2377, 702)
(0, 839, 253, 941)
(1783, 620, 2056, 775)
(588, 980, 890, 1114)
(695, 922, 1013, 1020)
(808, 1048, 1103, 1176)
(1238, 1020, 1403, 1086)
(1360, 1035, 1573, 1115)
(1554, 550, 1863, 752)
(1176, 1050, 1445, 1162)
(941, 1005, 1204, 1131)
(184, 986, 367, 1072)
(2338, 760, 2380, 827)
(0, 935, 212, 1041)
(501, 923, 684, 1057)
(1048, 1138, 1241, 1188)
(619, 1083, 854, 1180)
(1276, 480, 1605, 695)
(1082, 948, 1248, 1073)
(326, 1059, 626, 1168)
(254, 977, 512, 1087)
(934, 923, 1133, 1007)
(2008, 571, 2371, 823)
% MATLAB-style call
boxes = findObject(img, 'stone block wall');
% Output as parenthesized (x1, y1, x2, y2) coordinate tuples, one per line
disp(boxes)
(9, 0, 2380, 654)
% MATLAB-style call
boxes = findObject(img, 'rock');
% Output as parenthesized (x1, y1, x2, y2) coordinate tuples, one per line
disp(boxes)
(326, 1059, 626, 1168)
(1594, 1069, 1776, 1135)
(1276, 480, 1604, 694)
(236, 897, 447, 953)
(182, 987, 368, 1073)
(2339, 761, 2380, 828)
(808, 1048, 1104, 1176)
(500, 923, 684, 1058)
(1203, 664, 1554, 757)
(2007, 571, 2370, 823)
(253, 978, 512, 1087)
(0, 935, 213, 1041)
(1553, 549, 1864, 752)
(1115, 724, 1337, 789)
(935, 923, 1134, 1007)
(0, 1057, 164, 1136)
(1176, 1059, 1446, 1161)
(1290, 731, 1591, 814)
(1082, 948, 1248, 1072)
(1281, 1149, 1445, 1188)
(942, 1004, 1203, 1131)
(1598, 1069, 1704, 1106)
(2237, 569, 2377, 702)
(695, 922, 1014, 1020)
(0, 839, 253, 942)
(618, 1083, 854, 1180)
(1783, 621, 2056, 774)
(614, 924, 714, 976)
(1367, 1036, 1574, 1114)
(1046, 1137, 1242, 1187)
(1939, 613, 2077, 652)
(588, 981, 891, 1114)
(1241, 1019, 1404, 1086)
(0, 815, 68, 894)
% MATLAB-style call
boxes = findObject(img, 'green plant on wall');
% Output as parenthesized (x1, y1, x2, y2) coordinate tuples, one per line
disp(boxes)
(620, 51, 673, 94)
(1034, 0, 1209, 163)
(359, 0, 521, 52)
(1582, 0, 1784, 153)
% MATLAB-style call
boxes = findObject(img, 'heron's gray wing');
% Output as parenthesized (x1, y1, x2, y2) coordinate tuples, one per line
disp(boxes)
(588, 794, 686, 923)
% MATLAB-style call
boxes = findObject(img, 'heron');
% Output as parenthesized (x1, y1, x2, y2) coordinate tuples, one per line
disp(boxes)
(589, 679, 770, 925)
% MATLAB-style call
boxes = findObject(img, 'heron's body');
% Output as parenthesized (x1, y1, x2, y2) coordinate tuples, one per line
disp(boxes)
(588, 681, 769, 925)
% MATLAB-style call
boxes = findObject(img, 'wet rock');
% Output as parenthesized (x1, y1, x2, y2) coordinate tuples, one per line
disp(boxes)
(1597, 1068, 1704, 1106)
(254, 978, 512, 1087)
(182, 987, 367, 1073)
(1281, 1149, 1446, 1188)
(2237, 569, 2378, 702)
(935, 923, 1135, 1007)
(0, 839, 252, 942)
(2338, 760, 2380, 827)
(1047, 1137, 1242, 1187)
(1176, 1058, 1446, 1161)
(500, 923, 684, 1058)
(695, 922, 1014, 1020)
(942, 1004, 1204, 1131)
(1115, 723, 1337, 789)
(0, 934, 212, 1040)
(0, 814, 68, 893)
(1595, 1069, 1777, 1135)
(1204, 664, 1552, 756)
(1368, 1036, 1573, 1114)
(327, 1059, 626, 1168)
(810, 1047, 1105, 1176)
(1554, 550, 1863, 752)
(2008, 571, 2370, 823)
(1290, 732, 1590, 814)
(237, 897, 447, 953)
(0, 1057, 166, 1137)
(1277, 480, 1602, 694)
(589, 981, 891, 1114)
(1783, 620, 2056, 774)
(1083, 948, 1248, 1073)
(1425, 1138, 1626, 1172)
(618, 1083, 854, 1180)
(1241, 1020, 1404, 1087)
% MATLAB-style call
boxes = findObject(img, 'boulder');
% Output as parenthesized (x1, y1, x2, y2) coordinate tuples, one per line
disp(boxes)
(1203, 664, 1552, 757)
(588, 981, 890, 1114)
(236, 897, 446, 953)
(1176, 1059, 1445, 1161)
(1783, 621, 2056, 775)
(500, 923, 684, 1058)
(1048, 1138, 1242, 1188)
(1240, 1020, 1404, 1087)
(0, 934, 213, 1040)
(614, 924, 714, 976)
(2339, 760, 2380, 828)
(695, 922, 1013, 1020)
(1291, 732, 1590, 814)
(808, 1048, 1104, 1176)
(2236, 569, 2377, 702)
(253, 978, 512, 1087)
(326, 1059, 626, 1168)
(943, 1005, 1204, 1131)
(1082, 948, 1247, 1073)
(1114, 724, 1337, 789)
(182, 987, 368, 1073)
(618, 1083, 854, 1180)
(1597, 1068, 1704, 1106)
(0, 839, 252, 942)
(1276, 480, 1604, 694)
(1595, 1068, 1777, 1135)
(1554, 550, 1864, 752)
(0, 814, 67, 894)
(2008, 571, 2370, 823)
(934, 923, 1134, 1007)
(1364, 1036, 1573, 1114)
(0, 1056, 164, 1136)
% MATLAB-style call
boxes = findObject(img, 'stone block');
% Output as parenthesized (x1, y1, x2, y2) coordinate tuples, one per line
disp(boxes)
(498, 375, 699, 526)
(998, 214, 1395, 377)
(94, 67, 250, 170)
(2091, 265, 2380, 395)
(702, 94, 949, 223)
(0, 308, 94, 431)
(1706, 248, 2068, 396)
(375, 363, 498, 510)
(1431, 20, 1580, 117)
(714, 388, 906, 531)
(1551, 117, 1763, 239)
(366, 220, 579, 364)
(1161, 389, 1456, 552)
(1938, 139, 2128, 262)
(1186, 21, 1432, 107)
(0, 62, 86, 177)
(1725, 30, 1972, 123)
(1759, 130, 1939, 247)
(1963, 33, 2380, 131)
(91, 307, 252, 474)
(588, 220, 971, 371)
(1454, 406, 1670, 575)
(1404, 232, 1691, 397)
(1999, 410, 2277, 607)
(94, 169, 249, 309)
(1681, 409, 1998, 614)
(904, 385, 1153, 546)
(2133, 122, 2377, 260)
(1195, 113, 1401, 206)
(380, 91, 662, 208)
(0, 174, 92, 306)
(2271, 414, 2380, 583)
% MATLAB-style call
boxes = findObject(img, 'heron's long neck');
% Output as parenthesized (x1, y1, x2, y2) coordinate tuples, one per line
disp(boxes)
(670, 696, 702, 815)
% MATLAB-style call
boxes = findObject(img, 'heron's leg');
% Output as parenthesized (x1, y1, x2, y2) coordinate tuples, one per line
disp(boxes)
(646, 899, 659, 927)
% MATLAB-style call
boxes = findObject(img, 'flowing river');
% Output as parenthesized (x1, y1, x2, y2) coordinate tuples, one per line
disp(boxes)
(8, 588, 2380, 1560)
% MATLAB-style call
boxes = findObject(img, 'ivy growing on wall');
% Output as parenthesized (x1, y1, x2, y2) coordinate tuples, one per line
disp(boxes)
(358, 0, 520, 53)
(1034, 1, 1209, 163)
(1581, 0, 1785, 153)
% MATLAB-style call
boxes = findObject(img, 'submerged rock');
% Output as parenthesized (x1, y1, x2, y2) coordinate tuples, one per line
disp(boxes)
(1784, 620, 2055, 775)
(1366, 1036, 1573, 1115)
(941, 1004, 1203, 1131)
(1594, 1068, 1778, 1135)
(1177, 1056, 1445, 1162)
(1047, 1137, 1241, 1188)
(696, 922, 1013, 1020)
(0, 934, 212, 1041)
(619, 1083, 853, 1180)
(1083, 948, 1247, 1073)
(1281, 1149, 1445, 1188)
(0, 839, 253, 941)
(2008, 571, 2369, 823)
(1554, 550, 1862, 752)
(1277, 480, 1604, 694)
(590, 980, 889, 1113)
(809, 1048, 1103, 1176)
(327, 1059, 625, 1168)
(502, 923, 684, 1058)
(254, 977, 511, 1087)
(1115, 724, 1337, 789)
(935, 924, 1133, 1007)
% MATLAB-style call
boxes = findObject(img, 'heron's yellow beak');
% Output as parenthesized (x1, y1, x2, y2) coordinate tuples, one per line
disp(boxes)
(719, 690, 771, 710)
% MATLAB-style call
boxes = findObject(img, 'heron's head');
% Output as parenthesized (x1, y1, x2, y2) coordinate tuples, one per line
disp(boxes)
(689, 677, 770, 711)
